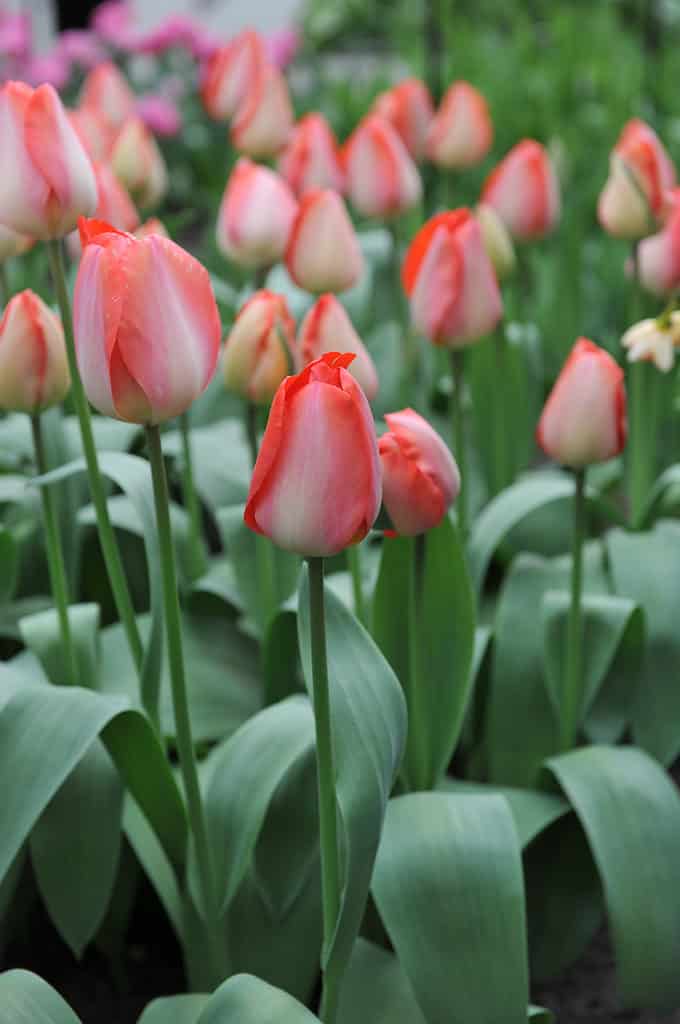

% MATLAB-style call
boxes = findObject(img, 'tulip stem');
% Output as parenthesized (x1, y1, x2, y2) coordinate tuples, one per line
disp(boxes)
(146, 424, 224, 982)
(179, 411, 207, 581)
(244, 400, 278, 634)
(406, 533, 429, 790)
(46, 241, 145, 682)
(450, 350, 468, 540)
(0, 263, 9, 306)
(492, 326, 510, 495)
(347, 543, 367, 627)
(30, 413, 80, 687)
(561, 467, 586, 751)
(307, 556, 341, 1024)
(627, 243, 653, 529)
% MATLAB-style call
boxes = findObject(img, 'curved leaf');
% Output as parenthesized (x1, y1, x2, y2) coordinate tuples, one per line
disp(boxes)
(137, 995, 209, 1024)
(337, 938, 425, 1024)
(440, 778, 569, 849)
(19, 603, 100, 689)
(0, 970, 81, 1024)
(197, 974, 319, 1024)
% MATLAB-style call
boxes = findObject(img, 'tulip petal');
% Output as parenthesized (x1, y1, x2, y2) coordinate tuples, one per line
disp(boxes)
(0, 81, 51, 236)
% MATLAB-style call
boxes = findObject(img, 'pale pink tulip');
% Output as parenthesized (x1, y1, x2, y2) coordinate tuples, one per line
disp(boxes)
(482, 139, 560, 241)
(217, 158, 298, 270)
(278, 113, 344, 196)
(427, 81, 493, 169)
(372, 78, 434, 161)
(110, 117, 167, 208)
(598, 119, 675, 240)
(0, 290, 70, 413)
(343, 114, 422, 219)
(285, 189, 364, 294)
(201, 29, 266, 121)
(296, 294, 378, 399)
(223, 290, 294, 404)
(231, 63, 293, 159)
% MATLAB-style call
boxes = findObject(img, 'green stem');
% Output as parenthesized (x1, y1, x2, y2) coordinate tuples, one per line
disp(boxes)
(561, 468, 586, 751)
(244, 399, 259, 469)
(179, 411, 207, 580)
(450, 350, 468, 540)
(145, 425, 224, 982)
(0, 262, 9, 306)
(46, 241, 144, 678)
(346, 544, 367, 627)
(244, 400, 278, 633)
(406, 533, 429, 790)
(627, 243, 652, 528)
(31, 413, 80, 687)
(422, 0, 443, 216)
(307, 557, 341, 1024)
(492, 327, 509, 495)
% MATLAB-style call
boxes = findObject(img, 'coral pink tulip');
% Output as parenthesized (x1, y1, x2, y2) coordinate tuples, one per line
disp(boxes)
(636, 187, 680, 296)
(217, 158, 298, 270)
(536, 338, 626, 468)
(278, 113, 344, 196)
(110, 117, 167, 208)
(0, 290, 70, 413)
(481, 139, 560, 240)
(93, 161, 139, 232)
(201, 30, 266, 122)
(285, 189, 363, 294)
(223, 290, 294, 404)
(598, 119, 675, 240)
(231, 63, 293, 159)
(80, 61, 136, 130)
(73, 218, 221, 424)
(379, 408, 460, 535)
(69, 105, 115, 161)
(296, 294, 378, 400)
(244, 352, 381, 555)
(402, 209, 503, 346)
(427, 81, 493, 169)
(372, 78, 434, 162)
(343, 114, 422, 219)
(134, 217, 169, 240)
(0, 82, 97, 239)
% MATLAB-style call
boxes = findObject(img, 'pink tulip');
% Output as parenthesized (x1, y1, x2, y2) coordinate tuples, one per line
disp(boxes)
(80, 61, 136, 131)
(231, 63, 293, 159)
(598, 119, 676, 240)
(636, 187, 680, 296)
(93, 161, 139, 232)
(110, 117, 167, 208)
(379, 409, 460, 535)
(343, 114, 422, 219)
(0, 82, 97, 239)
(372, 78, 434, 161)
(481, 139, 560, 241)
(296, 294, 378, 400)
(136, 93, 182, 137)
(427, 81, 493, 169)
(201, 30, 266, 122)
(0, 290, 70, 413)
(278, 113, 344, 196)
(217, 158, 298, 270)
(536, 338, 627, 468)
(244, 352, 381, 556)
(134, 217, 169, 240)
(132, 15, 195, 55)
(285, 189, 364, 294)
(69, 105, 115, 161)
(223, 290, 294, 404)
(402, 209, 503, 346)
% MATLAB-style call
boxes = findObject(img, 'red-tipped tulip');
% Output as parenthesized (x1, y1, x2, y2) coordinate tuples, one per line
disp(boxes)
(223, 290, 294, 404)
(110, 117, 167, 208)
(536, 338, 626, 468)
(285, 189, 363, 294)
(217, 158, 298, 269)
(372, 78, 434, 161)
(481, 139, 560, 241)
(0, 81, 97, 239)
(379, 408, 460, 535)
(244, 352, 381, 555)
(598, 119, 675, 240)
(80, 61, 136, 130)
(201, 29, 266, 121)
(637, 188, 680, 296)
(0, 290, 70, 412)
(343, 114, 422, 219)
(278, 112, 344, 196)
(296, 294, 378, 399)
(73, 219, 221, 424)
(231, 63, 293, 159)
(427, 81, 493, 169)
(402, 209, 503, 346)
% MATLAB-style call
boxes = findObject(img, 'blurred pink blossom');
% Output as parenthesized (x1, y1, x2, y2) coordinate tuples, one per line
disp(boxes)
(90, 1, 136, 49)
(265, 28, 299, 70)
(0, 11, 31, 60)
(132, 15, 194, 54)
(22, 51, 70, 89)
(136, 93, 182, 137)
(58, 29, 106, 68)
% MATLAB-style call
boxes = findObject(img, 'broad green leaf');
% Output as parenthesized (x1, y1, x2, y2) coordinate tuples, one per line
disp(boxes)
(197, 974, 319, 1024)
(164, 420, 250, 510)
(0, 970, 82, 1024)
(0, 528, 18, 604)
(640, 463, 680, 524)
(263, 605, 301, 705)
(19, 603, 100, 689)
(337, 938, 426, 1024)
(372, 792, 529, 1024)
(137, 995, 209, 1024)
(298, 571, 407, 993)
(30, 740, 123, 957)
(123, 797, 183, 939)
(528, 1008, 553, 1023)
(548, 745, 680, 1009)
(440, 778, 569, 849)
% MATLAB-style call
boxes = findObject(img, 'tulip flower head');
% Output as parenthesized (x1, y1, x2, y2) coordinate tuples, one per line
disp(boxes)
(278, 112, 344, 196)
(73, 218, 221, 424)
(110, 117, 168, 208)
(134, 217, 170, 240)
(69, 105, 115, 161)
(244, 352, 381, 556)
(536, 338, 626, 468)
(296, 294, 378, 400)
(231, 63, 293, 159)
(0, 290, 70, 413)
(343, 114, 422, 219)
(285, 189, 364, 294)
(621, 315, 680, 373)
(80, 61, 136, 131)
(481, 139, 560, 241)
(372, 78, 434, 161)
(598, 119, 675, 240)
(475, 202, 516, 281)
(217, 158, 298, 270)
(223, 290, 294, 404)
(427, 81, 493, 169)
(379, 409, 460, 536)
(93, 161, 140, 232)
(201, 29, 266, 121)
(0, 82, 97, 239)
(402, 209, 503, 346)
(635, 187, 680, 296)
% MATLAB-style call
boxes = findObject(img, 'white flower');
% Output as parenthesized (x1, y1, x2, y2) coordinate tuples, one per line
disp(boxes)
(621, 314, 680, 373)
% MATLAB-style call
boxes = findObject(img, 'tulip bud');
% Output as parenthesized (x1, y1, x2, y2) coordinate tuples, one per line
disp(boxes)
(343, 114, 422, 219)
(223, 290, 294, 404)
(278, 113, 344, 196)
(296, 294, 378, 399)
(231, 63, 293, 159)
(598, 119, 675, 240)
(217, 158, 298, 270)
(285, 189, 364, 294)
(110, 117, 168, 208)
(402, 209, 503, 346)
(372, 78, 434, 161)
(621, 316, 680, 373)
(0, 290, 70, 413)
(634, 187, 680, 296)
(0, 81, 97, 239)
(244, 352, 381, 555)
(80, 61, 136, 130)
(475, 202, 516, 281)
(134, 217, 170, 240)
(69, 105, 115, 161)
(201, 30, 266, 121)
(378, 408, 460, 535)
(427, 81, 493, 169)
(481, 139, 560, 241)
(74, 218, 221, 424)
(0, 224, 32, 263)
(536, 338, 626, 467)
